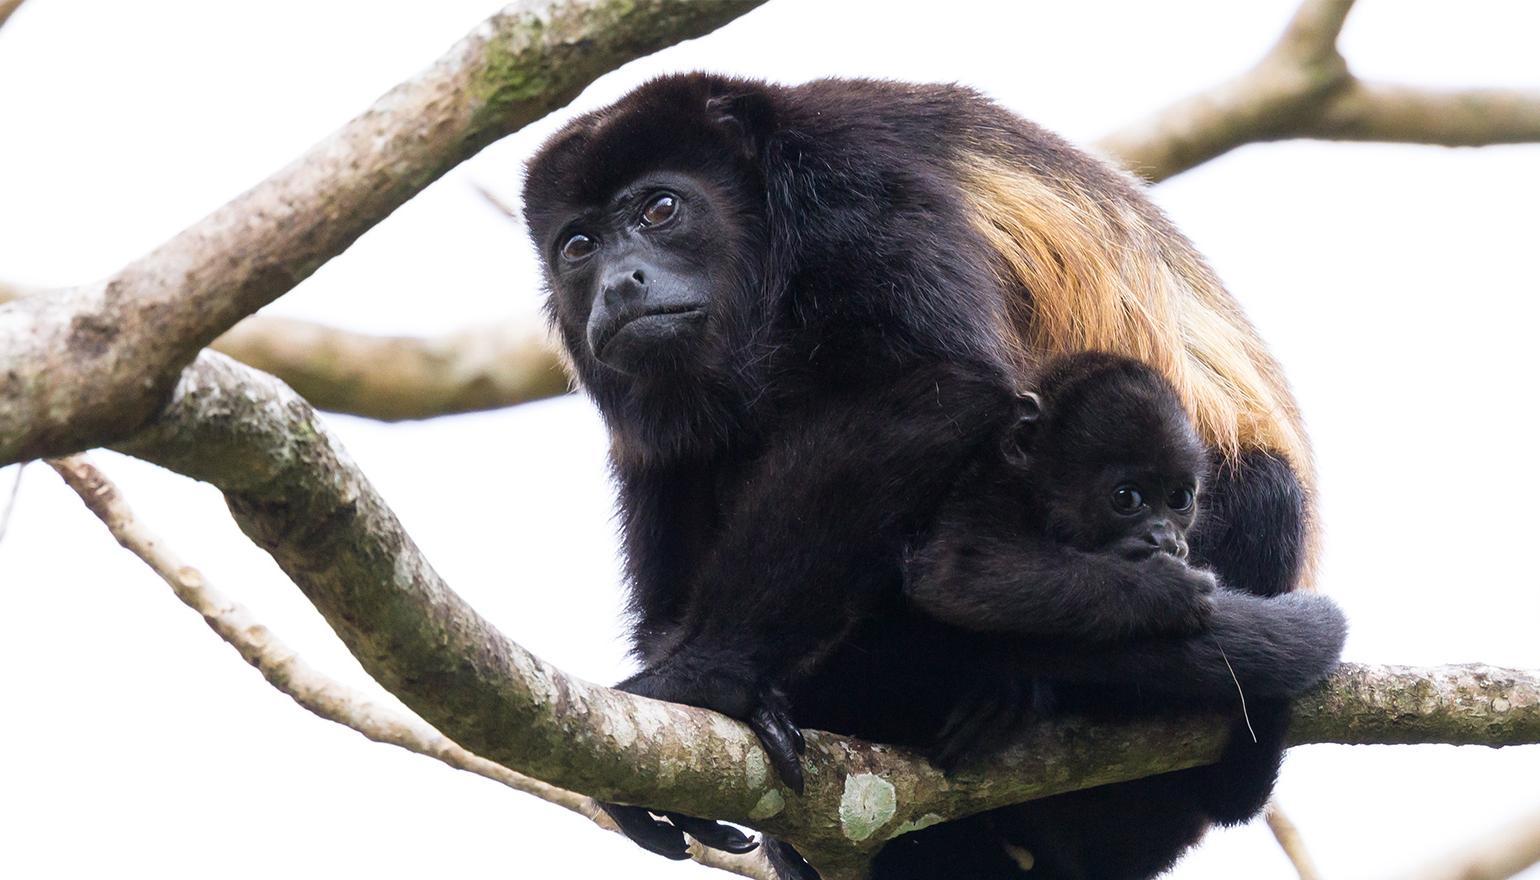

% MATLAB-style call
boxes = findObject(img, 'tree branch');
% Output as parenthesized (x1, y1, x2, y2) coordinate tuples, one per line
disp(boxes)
(107, 351, 1540, 876)
(0, 0, 763, 465)
(1402, 803, 1540, 880)
(1095, 0, 1540, 182)
(0, 281, 573, 421)
(1301, 81, 1540, 147)
(1265, 803, 1325, 880)
(0, 0, 26, 30)
(211, 315, 570, 420)
(46, 453, 770, 879)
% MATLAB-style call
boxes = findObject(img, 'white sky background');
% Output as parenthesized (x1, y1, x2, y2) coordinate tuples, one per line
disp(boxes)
(1, 0, 1538, 877)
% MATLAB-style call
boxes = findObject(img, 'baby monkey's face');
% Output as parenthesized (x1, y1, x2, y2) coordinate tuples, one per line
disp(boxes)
(1096, 464, 1200, 559)
(1029, 448, 1200, 558)
(1003, 382, 1206, 558)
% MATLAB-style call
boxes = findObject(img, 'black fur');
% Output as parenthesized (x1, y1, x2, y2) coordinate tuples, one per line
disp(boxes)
(523, 74, 1344, 879)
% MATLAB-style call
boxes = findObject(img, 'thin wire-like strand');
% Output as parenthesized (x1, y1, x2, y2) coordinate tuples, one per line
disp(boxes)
(0, 463, 25, 544)
(1214, 636, 1257, 742)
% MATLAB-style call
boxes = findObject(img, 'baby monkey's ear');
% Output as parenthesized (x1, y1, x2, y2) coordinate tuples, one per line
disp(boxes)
(1003, 392, 1043, 467)
(1016, 391, 1043, 421)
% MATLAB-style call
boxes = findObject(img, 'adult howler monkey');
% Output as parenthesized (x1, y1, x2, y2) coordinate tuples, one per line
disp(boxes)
(524, 74, 1342, 879)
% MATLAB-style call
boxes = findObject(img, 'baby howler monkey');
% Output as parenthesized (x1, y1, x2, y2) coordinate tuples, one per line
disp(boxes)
(908, 352, 1218, 656)
(896, 353, 1344, 880)
(907, 352, 1222, 767)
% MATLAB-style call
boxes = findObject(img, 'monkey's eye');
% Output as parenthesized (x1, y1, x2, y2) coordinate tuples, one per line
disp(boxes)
(640, 193, 679, 227)
(560, 233, 596, 262)
(1110, 485, 1144, 514)
(1167, 487, 1195, 513)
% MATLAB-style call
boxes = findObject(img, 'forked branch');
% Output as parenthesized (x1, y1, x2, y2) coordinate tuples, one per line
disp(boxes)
(1096, 0, 1540, 182)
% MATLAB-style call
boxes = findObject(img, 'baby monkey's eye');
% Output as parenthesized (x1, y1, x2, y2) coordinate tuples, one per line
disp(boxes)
(640, 192, 679, 227)
(1110, 484, 1144, 514)
(1167, 486, 1195, 513)
(560, 233, 596, 262)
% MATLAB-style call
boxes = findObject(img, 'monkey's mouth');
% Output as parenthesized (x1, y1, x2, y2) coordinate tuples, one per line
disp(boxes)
(593, 305, 707, 371)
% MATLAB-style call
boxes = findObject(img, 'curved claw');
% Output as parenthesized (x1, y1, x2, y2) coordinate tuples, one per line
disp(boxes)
(599, 802, 691, 860)
(750, 702, 807, 793)
(667, 813, 760, 854)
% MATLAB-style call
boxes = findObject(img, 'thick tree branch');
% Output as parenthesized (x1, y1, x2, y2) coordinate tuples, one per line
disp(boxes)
(106, 352, 1540, 876)
(46, 453, 769, 879)
(0, 0, 763, 465)
(0, 282, 572, 420)
(1095, 0, 1540, 182)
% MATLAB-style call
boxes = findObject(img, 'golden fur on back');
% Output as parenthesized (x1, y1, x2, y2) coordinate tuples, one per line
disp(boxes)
(955, 152, 1320, 581)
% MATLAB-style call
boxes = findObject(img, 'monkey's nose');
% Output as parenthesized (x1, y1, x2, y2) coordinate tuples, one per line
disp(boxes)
(601, 268, 648, 308)
(1147, 528, 1186, 559)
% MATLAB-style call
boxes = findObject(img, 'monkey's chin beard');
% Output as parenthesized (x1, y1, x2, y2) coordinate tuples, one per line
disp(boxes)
(592, 309, 709, 376)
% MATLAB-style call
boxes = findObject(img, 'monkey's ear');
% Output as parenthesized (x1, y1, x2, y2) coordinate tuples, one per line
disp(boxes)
(1003, 392, 1043, 467)
(707, 91, 775, 159)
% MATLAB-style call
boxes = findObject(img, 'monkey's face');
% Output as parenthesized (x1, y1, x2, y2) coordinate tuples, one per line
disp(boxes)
(1101, 468, 1198, 558)
(536, 171, 756, 377)
(524, 75, 775, 390)
(1040, 459, 1199, 558)
(1021, 353, 1209, 556)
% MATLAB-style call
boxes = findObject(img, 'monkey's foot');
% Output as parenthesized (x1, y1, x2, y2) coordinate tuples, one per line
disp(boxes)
(620, 667, 807, 792)
(766, 837, 821, 880)
(599, 802, 759, 860)
(749, 689, 807, 794)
